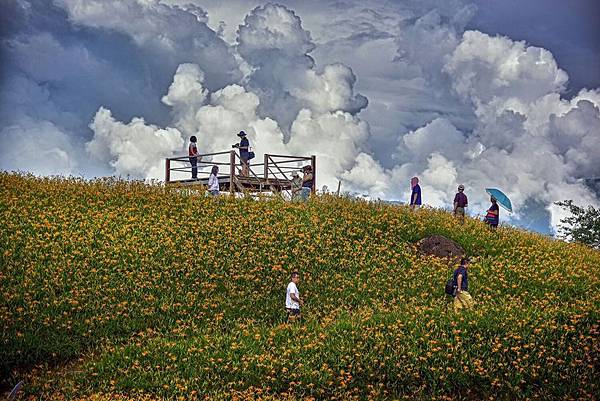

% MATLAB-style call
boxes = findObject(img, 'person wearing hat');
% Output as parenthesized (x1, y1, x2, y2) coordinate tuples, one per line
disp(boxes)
(233, 131, 250, 176)
(290, 170, 303, 201)
(453, 184, 468, 224)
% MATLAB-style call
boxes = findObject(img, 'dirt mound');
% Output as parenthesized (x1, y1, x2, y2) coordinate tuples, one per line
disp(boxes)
(417, 235, 465, 259)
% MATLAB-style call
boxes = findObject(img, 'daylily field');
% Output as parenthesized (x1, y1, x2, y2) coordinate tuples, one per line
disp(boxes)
(1, 173, 598, 400)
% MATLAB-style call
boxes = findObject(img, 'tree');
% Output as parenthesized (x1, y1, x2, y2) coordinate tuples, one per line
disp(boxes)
(555, 200, 600, 249)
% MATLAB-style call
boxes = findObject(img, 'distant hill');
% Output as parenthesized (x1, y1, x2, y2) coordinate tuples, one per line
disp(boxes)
(1, 173, 598, 400)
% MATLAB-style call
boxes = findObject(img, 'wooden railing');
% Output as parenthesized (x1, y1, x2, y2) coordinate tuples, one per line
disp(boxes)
(165, 151, 316, 195)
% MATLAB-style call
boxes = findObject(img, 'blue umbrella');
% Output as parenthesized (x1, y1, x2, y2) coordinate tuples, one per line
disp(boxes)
(485, 188, 513, 213)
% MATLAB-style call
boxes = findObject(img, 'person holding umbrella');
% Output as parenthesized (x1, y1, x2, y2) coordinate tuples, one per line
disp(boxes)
(484, 188, 512, 229)
(484, 197, 500, 229)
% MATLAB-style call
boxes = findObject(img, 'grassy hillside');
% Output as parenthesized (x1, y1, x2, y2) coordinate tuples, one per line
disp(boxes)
(1, 173, 598, 400)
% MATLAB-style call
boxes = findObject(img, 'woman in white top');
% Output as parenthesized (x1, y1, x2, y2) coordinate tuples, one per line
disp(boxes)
(208, 165, 219, 196)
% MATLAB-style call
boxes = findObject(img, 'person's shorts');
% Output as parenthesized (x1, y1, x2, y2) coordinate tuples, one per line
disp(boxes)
(455, 207, 465, 216)
(300, 187, 311, 200)
(286, 308, 301, 316)
(209, 190, 219, 197)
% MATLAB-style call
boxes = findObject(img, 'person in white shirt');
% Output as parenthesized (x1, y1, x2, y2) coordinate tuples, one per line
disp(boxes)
(285, 272, 303, 321)
(208, 165, 219, 196)
(291, 171, 303, 201)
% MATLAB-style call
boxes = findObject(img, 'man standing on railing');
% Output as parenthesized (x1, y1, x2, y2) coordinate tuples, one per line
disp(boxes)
(188, 135, 199, 180)
(233, 131, 250, 177)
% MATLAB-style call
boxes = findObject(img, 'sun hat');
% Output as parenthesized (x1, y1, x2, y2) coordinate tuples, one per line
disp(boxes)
(458, 184, 464, 190)
(237, 131, 247, 137)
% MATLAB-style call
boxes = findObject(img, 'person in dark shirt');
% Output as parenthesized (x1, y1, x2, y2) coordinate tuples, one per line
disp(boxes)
(410, 176, 422, 208)
(453, 257, 473, 311)
(453, 184, 468, 224)
(233, 131, 250, 176)
(300, 165, 313, 200)
(485, 197, 500, 229)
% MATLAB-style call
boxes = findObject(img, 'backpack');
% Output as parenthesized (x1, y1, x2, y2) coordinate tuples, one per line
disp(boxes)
(445, 279, 456, 296)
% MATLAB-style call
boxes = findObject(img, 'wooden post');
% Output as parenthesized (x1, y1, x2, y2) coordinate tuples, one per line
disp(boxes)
(336, 180, 341, 196)
(264, 154, 269, 181)
(165, 158, 171, 183)
(230, 151, 235, 194)
(311, 155, 316, 194)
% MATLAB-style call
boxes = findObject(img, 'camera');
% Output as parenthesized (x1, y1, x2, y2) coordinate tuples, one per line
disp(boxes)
(232, 144, 239, 148)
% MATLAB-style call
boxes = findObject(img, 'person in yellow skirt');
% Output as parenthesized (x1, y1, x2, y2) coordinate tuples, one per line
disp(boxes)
(453, 257, 474, 311)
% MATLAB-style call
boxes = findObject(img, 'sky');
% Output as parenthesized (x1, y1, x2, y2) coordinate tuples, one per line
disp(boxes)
(1, 0, 599, 234)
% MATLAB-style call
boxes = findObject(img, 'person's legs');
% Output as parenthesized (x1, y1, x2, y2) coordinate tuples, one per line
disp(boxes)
(453, 291, 473, 311)
(286, 308, 301, 322)
(189, 157, 197, 179)
(241, 158, 249, 177)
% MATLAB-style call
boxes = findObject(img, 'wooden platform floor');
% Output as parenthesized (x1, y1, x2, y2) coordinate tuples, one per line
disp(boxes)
(168, 175, 293, 191)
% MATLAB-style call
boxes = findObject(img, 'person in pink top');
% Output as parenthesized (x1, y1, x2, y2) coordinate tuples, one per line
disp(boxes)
(188, 136, 199, 180)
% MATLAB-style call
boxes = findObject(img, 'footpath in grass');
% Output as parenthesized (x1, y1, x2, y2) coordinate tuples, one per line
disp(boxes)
(0, 173, 598, 400)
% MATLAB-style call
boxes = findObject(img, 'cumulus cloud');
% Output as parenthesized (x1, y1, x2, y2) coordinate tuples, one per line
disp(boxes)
(237, 3, 368, 131)
(158, 60, 376, 192)
(445, 30, 569, 106)
(57, 0, 241, 89)
(0, 118, 79, 176)
(87, 107, 184, 180)
(287, 108, 371, 187)
(390, 28, 600, 230)
(548, 99, 600, 179)
(161, 63, 209, 135)
(237, 3, 315, 63)
(2, 0, 599, 235)
(341, 153, 389, 198)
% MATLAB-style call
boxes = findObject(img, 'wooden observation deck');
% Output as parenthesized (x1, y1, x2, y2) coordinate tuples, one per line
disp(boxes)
(165, 150, 316, 195)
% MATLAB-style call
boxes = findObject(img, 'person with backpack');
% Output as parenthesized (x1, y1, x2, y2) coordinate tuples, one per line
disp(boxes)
(453, 184, 468, 224)
(452, 257, 473, 311)
(207, 165, 219, 196)
(188, 135, 200, 180)
(484, 197, 500, 229)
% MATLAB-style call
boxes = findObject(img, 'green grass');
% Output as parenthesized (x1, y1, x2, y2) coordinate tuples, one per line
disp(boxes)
(0, 173, 598, 400)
